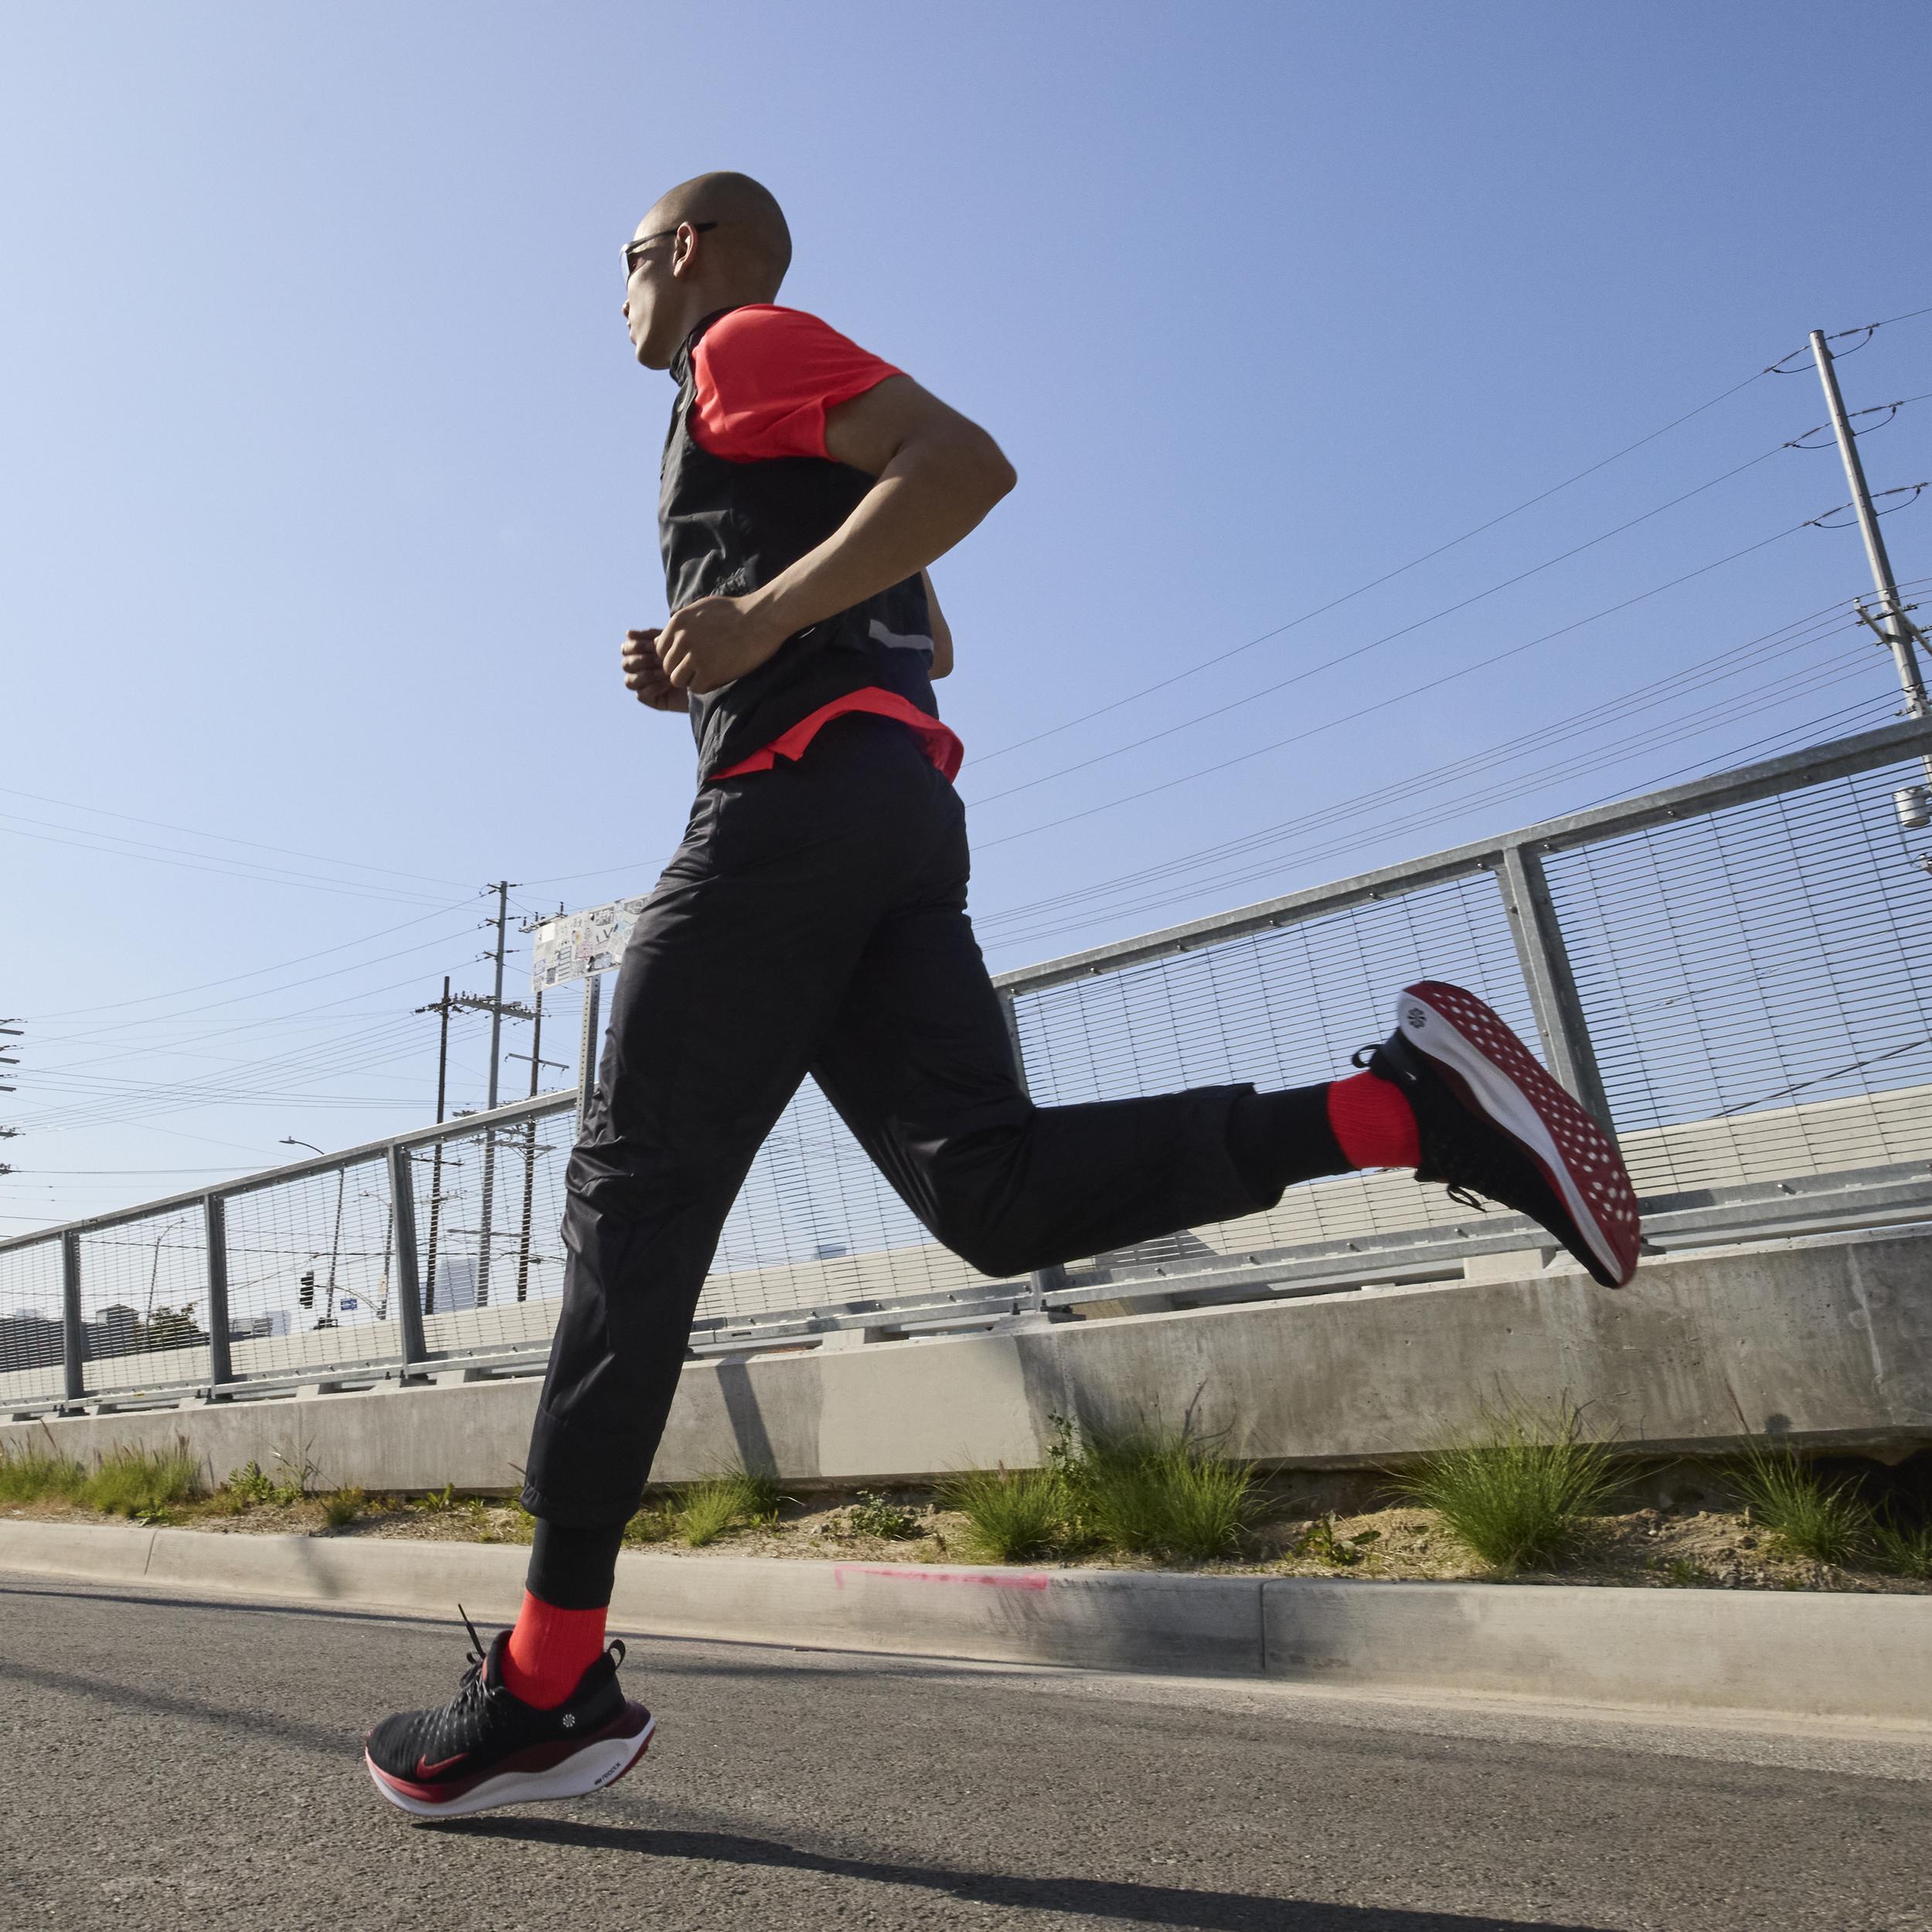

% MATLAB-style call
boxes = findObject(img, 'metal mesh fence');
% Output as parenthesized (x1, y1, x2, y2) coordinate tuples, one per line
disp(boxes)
(410, 1111, 573, 1362)
(223, 1158, 401, 1384)
(0, 1238, 66, 1412)
(7, 725, 1932, 1409)
(75, 1208, 211, 1397)
(1009, 872, 1540, 1265)
(1545, 758, 1932, 1197)
(697, 1077, 1000, 1328)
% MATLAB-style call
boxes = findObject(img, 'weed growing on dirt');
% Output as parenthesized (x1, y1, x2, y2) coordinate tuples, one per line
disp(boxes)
(939, 1464, 1067, 1563)
(416, 1482, 460, 1515)
(78, 1444, 202, 1519)
(623, 1502, 679, 1546)
(321, 1487, 367, 1529)
(0, 1443, 85, 1504)
(216, 1455, 315, 1511)
(1392, 1408, 1617, 1573)
(1731, 1448, 1871, 1566)
(845, 1491, 920, 1540)
(1658, 1556, 1709, 1587)
(1294, 1517, 1380, 1567)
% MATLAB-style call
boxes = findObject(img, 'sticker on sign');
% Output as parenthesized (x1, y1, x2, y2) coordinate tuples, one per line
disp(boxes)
(529, 896, 651, 992)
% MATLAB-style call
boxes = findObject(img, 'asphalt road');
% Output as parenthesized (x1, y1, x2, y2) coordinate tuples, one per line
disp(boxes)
(2, 1574, 1928, 1932)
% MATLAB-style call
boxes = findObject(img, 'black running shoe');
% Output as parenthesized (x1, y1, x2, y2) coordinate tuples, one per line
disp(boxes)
(1362, 980, 1641, 1288)
(365, 1610, 654, 1819)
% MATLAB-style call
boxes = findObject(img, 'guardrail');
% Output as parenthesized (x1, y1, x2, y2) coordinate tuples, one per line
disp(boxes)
(7, 717, 1932, 1417)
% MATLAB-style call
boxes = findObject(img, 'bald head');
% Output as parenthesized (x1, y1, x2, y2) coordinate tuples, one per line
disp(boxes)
(643, 171, 791, 300)
(621, 171, 793, 369)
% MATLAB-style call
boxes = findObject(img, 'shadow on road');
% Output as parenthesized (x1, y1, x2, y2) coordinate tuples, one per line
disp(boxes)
(437, 1815, 1614, 1932)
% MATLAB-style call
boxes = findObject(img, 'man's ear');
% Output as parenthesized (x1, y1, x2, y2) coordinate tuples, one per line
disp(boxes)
(670, 222, 704, 280)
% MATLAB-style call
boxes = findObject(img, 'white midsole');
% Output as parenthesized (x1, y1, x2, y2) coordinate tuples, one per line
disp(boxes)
(368, 1714, 655, 1820)
(1399, 993, 1617, 1281)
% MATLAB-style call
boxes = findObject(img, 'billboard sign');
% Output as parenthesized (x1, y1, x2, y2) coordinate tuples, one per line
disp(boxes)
(529, 896, 651, 992)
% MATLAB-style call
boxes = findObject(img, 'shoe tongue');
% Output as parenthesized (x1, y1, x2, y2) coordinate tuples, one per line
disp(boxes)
(481, 1628, 512, 1688)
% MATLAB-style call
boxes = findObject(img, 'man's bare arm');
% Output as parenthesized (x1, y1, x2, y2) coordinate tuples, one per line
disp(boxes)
(655, 376, 1011, 693)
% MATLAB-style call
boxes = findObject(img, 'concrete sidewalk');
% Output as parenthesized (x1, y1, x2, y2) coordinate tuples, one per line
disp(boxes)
(6, 1519, 1927, 1729)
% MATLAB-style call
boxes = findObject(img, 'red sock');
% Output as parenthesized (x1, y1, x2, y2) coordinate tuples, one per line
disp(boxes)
(502, 1591, 607, 1709)
(1327, 1070, 1420, 1171)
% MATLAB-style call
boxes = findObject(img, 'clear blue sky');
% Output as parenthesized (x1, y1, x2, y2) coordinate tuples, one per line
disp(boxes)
(4, 0, 1929, 1230)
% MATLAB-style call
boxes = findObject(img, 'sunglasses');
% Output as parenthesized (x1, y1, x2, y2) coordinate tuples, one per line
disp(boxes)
(623, 221, 719, 277)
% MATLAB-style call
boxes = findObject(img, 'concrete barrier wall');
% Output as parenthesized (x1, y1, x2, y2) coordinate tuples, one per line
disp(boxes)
(4, 1224, 1928, 1492)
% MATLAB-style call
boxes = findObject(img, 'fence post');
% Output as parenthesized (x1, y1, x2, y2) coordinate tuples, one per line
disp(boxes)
(389, 1141, 428, 1372)
(60, 1230, 84, 1405)
(1497, 844, 1614, 1133)
(998, 989, 1066, 1315)
(204, 1193, 233, 1393)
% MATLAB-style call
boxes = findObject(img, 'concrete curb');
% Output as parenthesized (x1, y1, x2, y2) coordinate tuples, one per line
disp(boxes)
(5, 1522, 1930, 1725)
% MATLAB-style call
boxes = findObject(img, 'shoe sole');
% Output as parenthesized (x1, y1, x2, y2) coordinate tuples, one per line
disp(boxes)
(366, 1709, 656, 1820)
(1396, 981, 1640, 1287)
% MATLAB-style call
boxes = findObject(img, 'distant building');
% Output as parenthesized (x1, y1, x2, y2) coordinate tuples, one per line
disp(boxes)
(430, 1257, 481, 1312)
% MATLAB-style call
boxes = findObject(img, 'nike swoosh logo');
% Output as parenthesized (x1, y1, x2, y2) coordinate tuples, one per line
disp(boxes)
(415, 1753, 467, 1778)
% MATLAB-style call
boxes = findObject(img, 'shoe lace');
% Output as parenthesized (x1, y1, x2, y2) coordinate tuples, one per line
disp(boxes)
(446, 1603, 494, 1723)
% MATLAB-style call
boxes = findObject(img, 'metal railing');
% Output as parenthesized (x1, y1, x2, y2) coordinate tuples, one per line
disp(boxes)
(7, 717, 1932, 1417)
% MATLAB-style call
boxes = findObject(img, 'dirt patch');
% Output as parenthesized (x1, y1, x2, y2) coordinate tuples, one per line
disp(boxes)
(10, 1473, 1930, 1592)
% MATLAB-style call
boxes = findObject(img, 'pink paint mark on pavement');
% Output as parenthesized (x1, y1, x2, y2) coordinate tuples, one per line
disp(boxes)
(832, 1564, 1051, 1593)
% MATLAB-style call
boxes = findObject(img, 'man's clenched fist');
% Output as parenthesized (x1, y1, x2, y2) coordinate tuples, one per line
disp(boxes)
(622, 628, 688, 711)
(654, 595, 787, 695)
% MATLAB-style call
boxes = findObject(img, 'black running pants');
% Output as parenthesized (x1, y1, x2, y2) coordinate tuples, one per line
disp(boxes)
(520, 715, 1345, 1527)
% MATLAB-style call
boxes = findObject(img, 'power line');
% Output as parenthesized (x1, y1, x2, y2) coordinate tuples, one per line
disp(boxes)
(0, 782, 471, 889)
(27, 900, 482, 1022)
(983, 677, 1893, 956)
(966, 434, 1811, 811)
(973, 515, 1820, 855)
(971, 589, 1908, 943)
(976, 600, 1884, 934)
(0, 813, 455, 906)
(971, 359, 1791, 770)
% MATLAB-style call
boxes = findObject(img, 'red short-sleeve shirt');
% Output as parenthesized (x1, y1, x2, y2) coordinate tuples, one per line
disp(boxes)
(691, 306, 962, 784)
(690, 304, 903, 462)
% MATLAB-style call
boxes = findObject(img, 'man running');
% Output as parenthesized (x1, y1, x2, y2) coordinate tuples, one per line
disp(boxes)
(364, 172, 1640, 1818)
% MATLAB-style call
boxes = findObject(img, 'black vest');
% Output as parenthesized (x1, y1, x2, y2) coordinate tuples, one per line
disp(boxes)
(661, 311, 941, 780)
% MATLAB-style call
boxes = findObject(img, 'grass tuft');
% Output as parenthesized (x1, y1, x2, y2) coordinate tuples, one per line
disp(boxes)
(1391, 1408, 1617, 1573)
(0, 1443, 86, 1505)
(1730, 1447, 1871, 1566)
(1870, 1512, 1932, 1580)
(1062, 1425, 1260, 1563)
(939, 1465, 1066, 1563)
(77, 1444, 202, 1519)
(673, 1468, 789, 1547)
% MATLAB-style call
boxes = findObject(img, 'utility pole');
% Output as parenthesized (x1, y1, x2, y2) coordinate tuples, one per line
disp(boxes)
(476, 884, 522, 1306)
(507, 990, 567, 1302)
(1808, 329, 1932, 818)
(413, 977, 454, 1315)
(0, 1022, 19, 1180)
